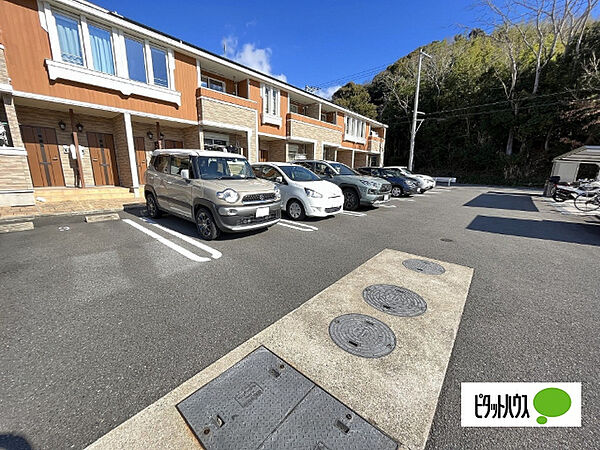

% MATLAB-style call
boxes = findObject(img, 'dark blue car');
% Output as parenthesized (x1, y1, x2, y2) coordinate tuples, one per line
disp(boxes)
(357, 167, 419, 197)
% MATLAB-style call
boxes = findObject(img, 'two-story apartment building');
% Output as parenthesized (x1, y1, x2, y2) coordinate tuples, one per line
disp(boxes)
(0, 0, 387, 207)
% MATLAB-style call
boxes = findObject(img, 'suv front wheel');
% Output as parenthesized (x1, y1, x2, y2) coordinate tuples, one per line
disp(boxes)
(342, 188, 359, 211)
(195, 207, 220, 240)
(146, 193, 162, 218)
(391, 186, 404, 197)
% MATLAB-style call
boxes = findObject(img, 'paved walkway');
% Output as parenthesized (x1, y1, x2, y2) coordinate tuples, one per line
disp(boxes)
(0, 198, 145, 221)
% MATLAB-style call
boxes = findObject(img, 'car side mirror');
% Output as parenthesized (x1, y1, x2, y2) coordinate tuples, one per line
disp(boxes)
(275, 176, 283, 183)
(180, 169, 190, 179)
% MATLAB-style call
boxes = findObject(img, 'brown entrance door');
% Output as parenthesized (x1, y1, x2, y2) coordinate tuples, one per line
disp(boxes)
(87, 132, 119, 186)
(164, 139, 183, 149)
(134, 136, 148, 184)
(259, 149, 268, 162)
(21, 125, 65, 187)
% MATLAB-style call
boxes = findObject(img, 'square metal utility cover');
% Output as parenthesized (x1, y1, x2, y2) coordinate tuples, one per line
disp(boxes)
(177, 346, 397, 450)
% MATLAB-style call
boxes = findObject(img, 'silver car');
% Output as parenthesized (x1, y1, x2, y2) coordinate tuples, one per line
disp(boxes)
(144, 149, 281, 240)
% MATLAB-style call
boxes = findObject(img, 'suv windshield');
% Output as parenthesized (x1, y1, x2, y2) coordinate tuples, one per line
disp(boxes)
(280, 165, 320, 182)
(329, 162, 359, 176)
(193, 156, 255, 180)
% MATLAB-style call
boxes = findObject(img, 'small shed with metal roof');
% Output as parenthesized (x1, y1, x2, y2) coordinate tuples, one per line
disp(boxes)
(550, 145, 600, 183)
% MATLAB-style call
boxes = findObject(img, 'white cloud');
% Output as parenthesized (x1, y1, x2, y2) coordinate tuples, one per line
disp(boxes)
(222, 35, 287, 82)
(314, 85, 342, 100)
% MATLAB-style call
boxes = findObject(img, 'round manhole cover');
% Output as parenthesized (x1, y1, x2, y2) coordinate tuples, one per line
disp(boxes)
(362, 284, 427, 317)
(402, 259, 446, 275)
(329, 314, 396, 358)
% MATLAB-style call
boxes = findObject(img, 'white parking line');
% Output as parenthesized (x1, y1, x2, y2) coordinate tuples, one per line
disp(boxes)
(340, 210, 367, 217)
(379, 204, 397, 208)
(123, 219, 210, 262)
(141, 218, 222, 259)
(392, 198, 415, 202)
(278, 219, 318, 231)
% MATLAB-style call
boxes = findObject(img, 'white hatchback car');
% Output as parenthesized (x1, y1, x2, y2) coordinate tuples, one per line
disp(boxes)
(252, 162, 344, 220)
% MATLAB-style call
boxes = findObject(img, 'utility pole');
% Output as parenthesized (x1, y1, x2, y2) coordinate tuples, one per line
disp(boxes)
(408, 50, 431, 171)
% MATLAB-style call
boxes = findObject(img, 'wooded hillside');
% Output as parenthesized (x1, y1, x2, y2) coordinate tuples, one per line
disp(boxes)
(332, 1, 600, 185)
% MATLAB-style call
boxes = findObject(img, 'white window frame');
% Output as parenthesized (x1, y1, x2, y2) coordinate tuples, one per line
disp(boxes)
(41, 4, 180, 105)
(51, 9, 86, 66)
(149, 44, 169, 88)
(85, 20, 116, 75)
(344, 115, 366, 144)
(261, 84, 281, 126)
(201, 75, 225, 92)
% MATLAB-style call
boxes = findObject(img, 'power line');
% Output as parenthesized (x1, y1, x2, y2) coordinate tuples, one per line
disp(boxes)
(419, 88, 600, 118)
(389, 96, 597, 126)
(310, 62, 395, 89)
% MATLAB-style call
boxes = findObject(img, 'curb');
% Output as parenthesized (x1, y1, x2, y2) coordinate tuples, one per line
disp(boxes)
(0, 204, 145, 225)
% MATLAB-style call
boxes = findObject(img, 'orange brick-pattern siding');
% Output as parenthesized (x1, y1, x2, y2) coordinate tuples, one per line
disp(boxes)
(0, 153, 33, 190)
(182, 126, 201, 149)
(14, 105, 106, 186)
(336, 150, 353, 167)
(353, 152, 368, 168)
(259, 139, 286, 162)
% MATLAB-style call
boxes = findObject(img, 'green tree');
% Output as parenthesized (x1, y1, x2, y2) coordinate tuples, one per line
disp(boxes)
(331, 82, 378, 119)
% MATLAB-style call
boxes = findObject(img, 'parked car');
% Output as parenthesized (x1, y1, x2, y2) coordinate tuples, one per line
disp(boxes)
(386, 166, 436, 192)
(251, 162, 344, 220)
(357, 167, 419, 197)
(294, 160, 392, 210)
(145, 149, 281, 240)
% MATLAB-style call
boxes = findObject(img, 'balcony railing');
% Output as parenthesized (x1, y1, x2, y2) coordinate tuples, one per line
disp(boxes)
(286, 112, 342, 131)
(197, 87, 256, 109)
(367, 135, 385, 153)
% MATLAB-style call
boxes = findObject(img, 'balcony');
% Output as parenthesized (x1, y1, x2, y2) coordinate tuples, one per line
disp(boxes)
(197, 87, 256, 110)
(367, 135, 385, 153)
(286, 112, 343, 145)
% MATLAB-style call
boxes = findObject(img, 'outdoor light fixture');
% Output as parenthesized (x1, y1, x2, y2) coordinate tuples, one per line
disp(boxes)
(76, 123, 84, 132)
(58, 120, 66, 131)
(147, 131, 154, 140)
(159, 133, 165, 139)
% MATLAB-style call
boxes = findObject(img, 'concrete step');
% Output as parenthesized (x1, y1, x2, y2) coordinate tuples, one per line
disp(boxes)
(34, 187, 136, 203)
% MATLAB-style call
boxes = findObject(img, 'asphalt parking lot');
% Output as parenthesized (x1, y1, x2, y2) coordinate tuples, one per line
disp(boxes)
(1, 186, 599, 449)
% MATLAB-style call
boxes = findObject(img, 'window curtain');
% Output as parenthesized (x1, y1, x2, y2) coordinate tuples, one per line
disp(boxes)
(55, 14, 83, 65)
(89, 26, 115, 75)
(150, 47, 168, 87)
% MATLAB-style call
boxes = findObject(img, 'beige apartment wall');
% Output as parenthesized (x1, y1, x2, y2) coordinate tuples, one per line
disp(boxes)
(288, 120, 342, 160)
(199, 98, 257, 161)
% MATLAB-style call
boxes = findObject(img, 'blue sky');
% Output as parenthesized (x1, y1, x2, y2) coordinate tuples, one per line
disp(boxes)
(95, 0, 480, 97)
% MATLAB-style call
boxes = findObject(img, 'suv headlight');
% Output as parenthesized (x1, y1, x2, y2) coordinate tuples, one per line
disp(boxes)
(274, 185, 281, 200)
(304, 188, 323, 198)
(359, 179, 378, 189)
(217, 188, 239, 203)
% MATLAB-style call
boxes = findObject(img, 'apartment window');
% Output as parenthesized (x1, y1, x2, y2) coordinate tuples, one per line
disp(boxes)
(88, 24, 114, 75)
(125, 37, 147, 83)
(263, 85, 280, 116)
(151, 47, 168, 87)
(55, 13, 84, 65)
(290, 104, 298, 114)
(201, 76, 225, 92)
(345, 116, 365, 140)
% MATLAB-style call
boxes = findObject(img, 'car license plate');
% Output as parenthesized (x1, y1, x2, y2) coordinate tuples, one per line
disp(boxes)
(256, 206, 269, 218)
(384, 194, 390, 201)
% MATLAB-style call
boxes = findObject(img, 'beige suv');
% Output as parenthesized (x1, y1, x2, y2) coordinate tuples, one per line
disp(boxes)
(145, 149, 281, 240)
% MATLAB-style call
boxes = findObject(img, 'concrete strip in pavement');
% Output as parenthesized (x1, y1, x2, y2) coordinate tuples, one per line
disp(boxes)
(87, 249, 473, 450)
(0, 221, 33, 233)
